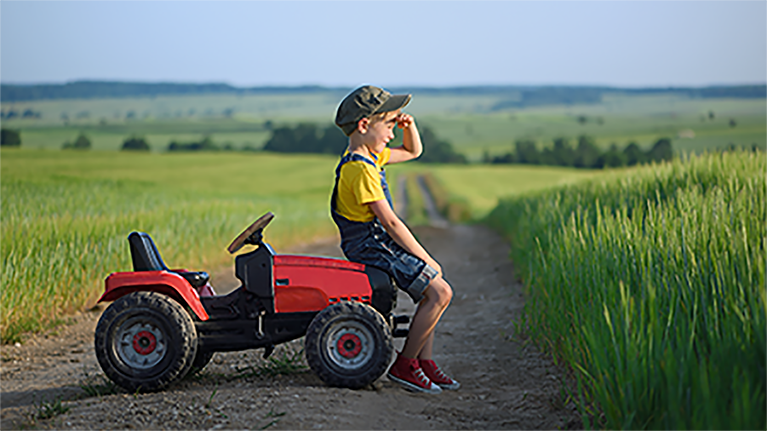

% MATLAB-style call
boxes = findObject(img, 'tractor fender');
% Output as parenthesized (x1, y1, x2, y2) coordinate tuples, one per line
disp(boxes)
(99, 271, 209, 321)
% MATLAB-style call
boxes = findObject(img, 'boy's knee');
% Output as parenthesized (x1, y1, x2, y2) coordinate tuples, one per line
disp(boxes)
(428, 278, 452, 307)
(442, 280, 454, 305)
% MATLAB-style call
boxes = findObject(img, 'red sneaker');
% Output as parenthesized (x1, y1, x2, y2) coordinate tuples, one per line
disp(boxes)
(419, 359, 460, 390)
(387, 354, 442, 394)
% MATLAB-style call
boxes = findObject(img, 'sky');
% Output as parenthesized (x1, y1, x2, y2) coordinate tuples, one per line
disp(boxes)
(1, 1, 765, 89)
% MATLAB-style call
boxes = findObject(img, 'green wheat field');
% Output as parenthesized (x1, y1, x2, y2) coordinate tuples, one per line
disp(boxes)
(487, 150, 765, 429)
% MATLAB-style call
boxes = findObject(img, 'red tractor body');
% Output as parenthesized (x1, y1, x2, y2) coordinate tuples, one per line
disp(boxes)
(272, 255, 372, 313)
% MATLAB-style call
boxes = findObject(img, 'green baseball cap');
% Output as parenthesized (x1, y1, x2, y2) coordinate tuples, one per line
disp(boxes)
(335, 85, 412, 136)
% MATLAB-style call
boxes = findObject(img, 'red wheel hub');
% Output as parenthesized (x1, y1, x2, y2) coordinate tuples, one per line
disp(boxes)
(336, 333, 362, 358)
(132, 330, 157, 355)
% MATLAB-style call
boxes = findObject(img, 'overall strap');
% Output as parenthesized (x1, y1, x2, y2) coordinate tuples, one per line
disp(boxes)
(334, 153, 377, 177)
(332, 152, 393, 221)
(332, 153, 379, 211)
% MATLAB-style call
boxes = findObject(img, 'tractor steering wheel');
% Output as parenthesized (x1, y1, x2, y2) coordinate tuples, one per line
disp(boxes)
(227, 212, 275, 254)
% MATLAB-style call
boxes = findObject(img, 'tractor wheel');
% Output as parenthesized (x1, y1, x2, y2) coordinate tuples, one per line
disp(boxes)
(189, 349, 215, 375)
(94, 291, 197, 392)
(305, 301, 393, 389)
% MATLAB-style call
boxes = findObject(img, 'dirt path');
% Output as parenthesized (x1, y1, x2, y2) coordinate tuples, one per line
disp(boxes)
(1, 224, 579, 430)
(416, 176, 448, 228)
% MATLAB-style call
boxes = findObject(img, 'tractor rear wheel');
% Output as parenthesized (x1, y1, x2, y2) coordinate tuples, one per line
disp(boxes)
(305, 301, 393, 389)
(94, 291, 197, 392)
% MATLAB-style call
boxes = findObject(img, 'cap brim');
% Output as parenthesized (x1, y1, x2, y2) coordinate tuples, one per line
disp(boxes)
(375, 94, 411, 114)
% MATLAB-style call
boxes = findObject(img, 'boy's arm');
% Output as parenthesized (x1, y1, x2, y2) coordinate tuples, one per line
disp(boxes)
(368, 199, 442, 276)
(388, 114, 423, 164)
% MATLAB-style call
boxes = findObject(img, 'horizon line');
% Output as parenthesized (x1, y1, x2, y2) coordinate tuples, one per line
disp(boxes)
(2, 80, 766, 91)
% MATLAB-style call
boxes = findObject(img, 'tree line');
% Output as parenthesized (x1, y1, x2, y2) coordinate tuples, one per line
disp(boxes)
(117, 128, 659, 166)
(1, 109, 42, 119)
(117, 121, 466, 163)
(1, 128, 21, 147)
(263, 123, 347, 154)
(261, 123, 467, 163)
(485, 136, 675, 168)
(1, 127, 761, 164)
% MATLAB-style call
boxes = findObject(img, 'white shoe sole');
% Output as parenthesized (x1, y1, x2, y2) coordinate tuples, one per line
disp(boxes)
(436, 381, 460, 390)
(387, 373, 442, 394)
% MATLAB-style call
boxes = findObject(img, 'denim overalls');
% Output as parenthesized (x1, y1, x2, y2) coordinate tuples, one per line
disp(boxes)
(331, 152, 436, 303)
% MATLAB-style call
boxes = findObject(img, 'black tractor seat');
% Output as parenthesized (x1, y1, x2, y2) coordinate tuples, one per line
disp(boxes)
(128, 232, 210, 288)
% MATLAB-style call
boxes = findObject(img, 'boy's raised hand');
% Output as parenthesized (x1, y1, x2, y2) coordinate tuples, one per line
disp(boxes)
(388, 112, 421, 164)
(396, 113, 414, 129)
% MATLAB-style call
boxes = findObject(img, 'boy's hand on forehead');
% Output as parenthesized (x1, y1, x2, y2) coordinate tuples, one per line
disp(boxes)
(396, 113, 414, 129)
(386, 112, 421, 164)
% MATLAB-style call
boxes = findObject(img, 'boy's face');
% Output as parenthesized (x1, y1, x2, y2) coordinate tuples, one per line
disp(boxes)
(364, 111, 399, 154)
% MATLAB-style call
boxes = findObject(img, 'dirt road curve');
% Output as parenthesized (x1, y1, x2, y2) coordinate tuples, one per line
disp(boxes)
(1, 224, 580, 430)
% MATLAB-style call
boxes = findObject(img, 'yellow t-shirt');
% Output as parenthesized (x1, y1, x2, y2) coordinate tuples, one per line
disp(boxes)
(334, 148, 391, 222)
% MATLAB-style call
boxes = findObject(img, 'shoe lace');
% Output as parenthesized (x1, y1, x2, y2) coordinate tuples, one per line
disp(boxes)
(414, 368, 430, 386)
(427, 362, 452, 382)
(433, 366, 448, 380)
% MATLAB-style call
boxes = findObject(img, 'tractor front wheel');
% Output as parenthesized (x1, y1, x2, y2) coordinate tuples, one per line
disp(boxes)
(94, 291, 198, 392)
(305, 302, 393, 389)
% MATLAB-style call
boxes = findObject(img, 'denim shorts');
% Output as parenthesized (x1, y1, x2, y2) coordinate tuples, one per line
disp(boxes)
(343, 230, 437, 303)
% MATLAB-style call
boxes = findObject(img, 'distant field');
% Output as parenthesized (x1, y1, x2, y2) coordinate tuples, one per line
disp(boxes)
(419, 95, 766, 160)
(390, 163, 598, 218)
(2, 92, 764, 159)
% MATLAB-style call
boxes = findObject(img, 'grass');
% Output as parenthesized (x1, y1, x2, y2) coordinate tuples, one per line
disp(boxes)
(258, 409, 287, 430)
(79, 370, 120, 397)
(258, 348, 309, 377)
(33, 396, 71, 420)
(416, 163, 597, 218)
(1, 149, 340, 342)
(223, 345, 309, 380)
(420, 172, 471, 223)
(404, 173, 429, 226)
(486, 150, 766, 429)
(204, 386, 218, 409)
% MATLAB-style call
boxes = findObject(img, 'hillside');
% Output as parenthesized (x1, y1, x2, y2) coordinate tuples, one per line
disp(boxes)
(2, 81, 765, 106)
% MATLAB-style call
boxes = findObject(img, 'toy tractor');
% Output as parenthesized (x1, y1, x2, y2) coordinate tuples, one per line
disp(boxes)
(94, 212, 410, 392)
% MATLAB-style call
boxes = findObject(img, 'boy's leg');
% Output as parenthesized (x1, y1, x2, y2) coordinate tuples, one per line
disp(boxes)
(388, 276, 460, 391)
(418, 331, 435, 360)
(412, 290, 460, 390)
(400, 276, 452, 359)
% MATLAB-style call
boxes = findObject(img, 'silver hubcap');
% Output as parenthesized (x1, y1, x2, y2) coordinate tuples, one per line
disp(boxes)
(325, 320, 374, 370)
(117, 320, 166, 369)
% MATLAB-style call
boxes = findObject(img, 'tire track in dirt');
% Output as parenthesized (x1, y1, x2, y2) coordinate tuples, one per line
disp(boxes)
(395, 175, 408, 220)
(415, 175, 449, 228)
(2, 223, 580, 430)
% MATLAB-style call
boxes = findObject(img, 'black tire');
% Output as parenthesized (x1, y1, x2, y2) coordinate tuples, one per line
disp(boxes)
(305, 302, 393, 389)
(189, 349, 215, 375)
(94, 291, 198, 392)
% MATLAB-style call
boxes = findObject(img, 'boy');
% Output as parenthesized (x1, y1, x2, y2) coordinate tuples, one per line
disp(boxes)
(331, 85, 459, 394)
